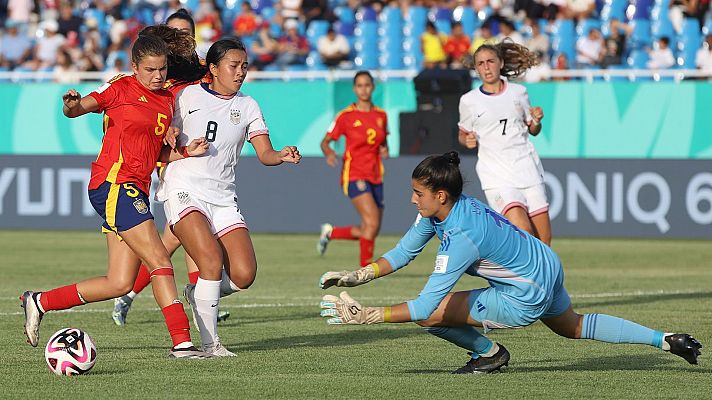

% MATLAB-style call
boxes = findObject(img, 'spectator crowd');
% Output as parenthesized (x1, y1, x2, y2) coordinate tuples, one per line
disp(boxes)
(0, 0, 710, 82)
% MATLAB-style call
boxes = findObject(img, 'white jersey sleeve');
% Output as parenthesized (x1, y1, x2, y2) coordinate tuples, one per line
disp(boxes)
(458, 92, 477, 134)
(244, 100, 268, 141)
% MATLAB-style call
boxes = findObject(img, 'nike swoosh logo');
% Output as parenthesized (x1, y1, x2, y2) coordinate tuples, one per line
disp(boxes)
(188, 109, 200, 114)
(211, 304, 218, 308)
(477, 112, 485, 118)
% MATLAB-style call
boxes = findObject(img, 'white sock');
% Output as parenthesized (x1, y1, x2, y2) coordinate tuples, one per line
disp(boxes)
(126, 291, 138, 300)
(194, 278, 221, 347)
(219, 269, 241, 298)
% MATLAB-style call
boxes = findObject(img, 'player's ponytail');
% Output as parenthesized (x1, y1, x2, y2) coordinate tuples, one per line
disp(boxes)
(412, 151, 463, 199)
(470, 39, 539, 79)
(131, 33, 169, 65)
(140, 25, 207, 84)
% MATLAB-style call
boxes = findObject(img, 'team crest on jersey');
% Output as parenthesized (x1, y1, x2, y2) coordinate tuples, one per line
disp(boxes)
(133, 199, 149, 214)
(230, 109, 241, 125)
(377, 118, 383, 127)
(177, 191, 190, 204)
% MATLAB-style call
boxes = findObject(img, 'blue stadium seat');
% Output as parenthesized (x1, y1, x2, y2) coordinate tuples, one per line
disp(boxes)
(355, 20, 379, 41)
(334, 21, 355, 37)
(627, 49, 649, 68)
(704, 18, 712, 35)
(600, 0, 628, 23)
(628, 19, 652, 49)
(379, 52, 404, 70)
(650, 4, 675, 40)
(335, 6, 355, 24)
(576, 19, 601, 38)
(677, 18, 701, 68)
(260, 7, 276, 22)
(435, 20, 452, 35)
(551, 19, 576, 62)
(404, 6, 428, 27)
(251, 0, 273, 13)
(453, 6, 476, 38)
(306, 51, 327, 70)
(355, 6, 378, 22)
(631, 0, 653, 20)
(306, 20, 331, 48)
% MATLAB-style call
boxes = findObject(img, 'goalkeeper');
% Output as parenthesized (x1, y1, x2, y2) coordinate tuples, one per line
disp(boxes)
(319, 151, 702, 374)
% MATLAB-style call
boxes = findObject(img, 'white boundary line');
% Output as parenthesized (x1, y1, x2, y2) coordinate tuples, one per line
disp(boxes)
(0, 288, 708, 317)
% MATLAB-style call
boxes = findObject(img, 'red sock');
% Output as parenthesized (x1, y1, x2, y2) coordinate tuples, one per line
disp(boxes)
(331, 226, 357, 240)
(39, 283, 84, 312)
(161, 302, 192, 347)
(359, 238, 375, 267)
(131, 264, 152, 293)
(188, 271, 200, 285)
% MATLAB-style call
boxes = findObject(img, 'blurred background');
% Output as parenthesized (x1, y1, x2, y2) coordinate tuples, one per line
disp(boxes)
(0, 0, 710, 238)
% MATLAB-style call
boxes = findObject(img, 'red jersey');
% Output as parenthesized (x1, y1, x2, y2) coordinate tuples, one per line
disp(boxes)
(444, 35, 471, 61)
(327, 104, 388, 189)
(88, 75, 174, 194)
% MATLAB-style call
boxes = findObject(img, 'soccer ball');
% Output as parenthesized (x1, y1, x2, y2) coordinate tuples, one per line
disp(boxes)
(44, 328, 97, 376)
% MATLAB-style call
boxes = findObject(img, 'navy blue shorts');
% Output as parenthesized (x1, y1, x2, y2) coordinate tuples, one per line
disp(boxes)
(88, 181, 154, 233)
(346, 180, 384, 209)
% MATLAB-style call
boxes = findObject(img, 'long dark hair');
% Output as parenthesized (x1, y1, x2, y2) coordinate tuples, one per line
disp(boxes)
(139, 25, 207, 84)
(412, 151, 463, 199)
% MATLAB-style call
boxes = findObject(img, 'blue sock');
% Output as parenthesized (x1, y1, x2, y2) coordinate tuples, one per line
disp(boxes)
(581, 314, 665, 349)
(423, 326, 493, 358)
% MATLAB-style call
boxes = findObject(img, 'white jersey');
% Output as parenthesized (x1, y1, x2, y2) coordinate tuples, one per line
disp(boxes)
(156, 84, 268, 206)
(458, 80, 544, 190)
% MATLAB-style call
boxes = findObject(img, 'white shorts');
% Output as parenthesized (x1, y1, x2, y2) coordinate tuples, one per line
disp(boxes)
(484, 184, 549, 217)
(163, 191, 247, 238)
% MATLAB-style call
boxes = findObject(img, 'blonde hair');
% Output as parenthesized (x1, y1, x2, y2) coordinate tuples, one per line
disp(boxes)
(469, 39, 539, 79)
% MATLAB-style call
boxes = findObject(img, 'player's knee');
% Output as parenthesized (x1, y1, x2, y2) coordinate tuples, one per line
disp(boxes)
(108, 277, 134, 297)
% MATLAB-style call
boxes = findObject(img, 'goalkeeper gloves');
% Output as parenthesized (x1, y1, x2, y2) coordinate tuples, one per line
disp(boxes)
(319, 263, 379, 289)
(320, 291, 389, 325)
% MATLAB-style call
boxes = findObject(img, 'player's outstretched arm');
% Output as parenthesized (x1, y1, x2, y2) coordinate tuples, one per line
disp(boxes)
(319, 291, 411, 324)
(319, 258, 394, 289)
(160, 137, 209, 162)
(62, 89, 99, 118)
(251, 135, 301, 165)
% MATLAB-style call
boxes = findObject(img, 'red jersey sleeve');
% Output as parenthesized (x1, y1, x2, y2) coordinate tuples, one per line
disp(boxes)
(326, 112, 345, 140)
(87, 75, 124, 112)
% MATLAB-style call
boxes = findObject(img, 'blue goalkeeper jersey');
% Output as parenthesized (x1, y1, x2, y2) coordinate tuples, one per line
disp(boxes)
(382, 195, 563, 321)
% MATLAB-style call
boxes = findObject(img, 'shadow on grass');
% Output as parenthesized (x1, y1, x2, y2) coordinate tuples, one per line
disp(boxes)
(508, 353, 711, 374)
(576, 290, 712, 309)
(230, 326, 423, 352)
(404, 353, 711, 375)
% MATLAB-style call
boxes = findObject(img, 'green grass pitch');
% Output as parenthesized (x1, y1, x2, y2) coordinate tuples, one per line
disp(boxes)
(0, 230, 710, 399)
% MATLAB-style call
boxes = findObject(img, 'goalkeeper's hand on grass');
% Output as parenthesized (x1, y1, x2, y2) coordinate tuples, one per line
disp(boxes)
(320, 291, 386, 325)
(319, 263, 379, 289)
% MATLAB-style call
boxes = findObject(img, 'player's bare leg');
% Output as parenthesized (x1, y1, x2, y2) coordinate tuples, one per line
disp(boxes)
(529, 211, 552, 246)
(113, 223, 183, 325)
(503, 206, 536, 237)
(114, 220, 208, 358)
